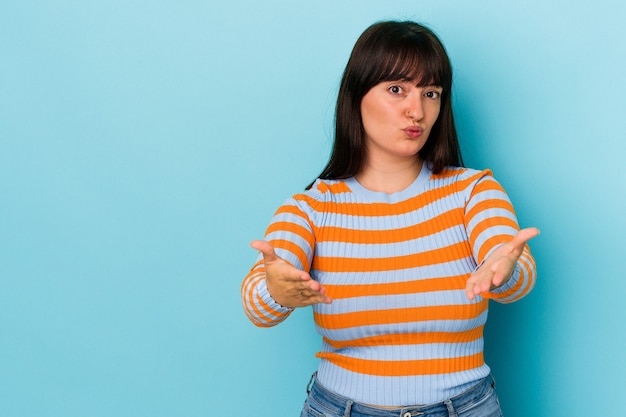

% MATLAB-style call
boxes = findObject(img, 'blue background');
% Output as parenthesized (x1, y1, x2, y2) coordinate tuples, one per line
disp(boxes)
(1, 1, 625, 416)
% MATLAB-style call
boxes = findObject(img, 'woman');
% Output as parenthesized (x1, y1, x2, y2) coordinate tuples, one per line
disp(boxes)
(241, 20, 538, 417)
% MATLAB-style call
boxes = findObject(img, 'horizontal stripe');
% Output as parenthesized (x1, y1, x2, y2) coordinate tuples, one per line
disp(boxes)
(315, 360, 491, 406)
(315, 208, 465, 244)
(465, 199, 515, 227)
(294, 175, 482, 218)
(317, 181, 352, 194)
(468, 216, 518, 246)
(316, 351, 485, 377)
(270, 239, 310, 271)
(266, 221, 312, 244)
(273, 204, 315, 231)
(323, 325, 484, 349)
(314, 302, 488, 330)
(312, 258, 476, 286)
(314, 225, 469, 261)
(324, 339, 485, 362)
(319, 290, 480, 317)
(432, 167, 469, 179)
(476, 234, 513, 263)
(313, 241, 471, 273)
(323, 275, 470, 299)
(317, 312, 489, 347)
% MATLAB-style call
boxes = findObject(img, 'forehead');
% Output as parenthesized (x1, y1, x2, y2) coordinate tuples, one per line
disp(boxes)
(373, 47, 444, 87)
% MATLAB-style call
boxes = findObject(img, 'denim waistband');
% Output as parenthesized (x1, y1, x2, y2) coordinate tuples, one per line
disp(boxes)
(306, 374, 495, 417)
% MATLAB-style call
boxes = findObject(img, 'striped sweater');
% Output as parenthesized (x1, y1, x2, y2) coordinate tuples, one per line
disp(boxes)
(241, 165, 536, 406)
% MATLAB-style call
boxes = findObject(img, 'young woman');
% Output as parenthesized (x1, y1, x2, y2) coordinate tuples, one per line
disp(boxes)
(242, 20, 538, 417)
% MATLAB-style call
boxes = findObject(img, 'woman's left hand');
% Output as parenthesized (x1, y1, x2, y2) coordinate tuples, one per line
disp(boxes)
(465, 227, 540, 300)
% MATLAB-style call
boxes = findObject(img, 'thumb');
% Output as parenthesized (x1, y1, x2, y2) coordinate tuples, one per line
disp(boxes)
(250, 240, 280, 263)
(509, 227, 540, 253)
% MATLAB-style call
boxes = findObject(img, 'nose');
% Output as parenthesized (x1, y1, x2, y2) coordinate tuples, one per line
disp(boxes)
(405, 94, 424, 121)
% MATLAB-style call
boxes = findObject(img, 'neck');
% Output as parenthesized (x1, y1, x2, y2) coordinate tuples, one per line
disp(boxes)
(355, 157, 423, 194)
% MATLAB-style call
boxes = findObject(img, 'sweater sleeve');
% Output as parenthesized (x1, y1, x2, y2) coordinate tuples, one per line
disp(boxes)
(241, 194, 317, 327)
(463, 171, 537, 304)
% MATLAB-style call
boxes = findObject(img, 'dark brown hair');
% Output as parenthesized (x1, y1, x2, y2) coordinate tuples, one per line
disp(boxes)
(308, 20, 463, 189)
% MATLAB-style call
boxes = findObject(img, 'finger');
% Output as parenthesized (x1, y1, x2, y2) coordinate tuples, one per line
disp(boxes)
(465, 276, 478, 300)
(306, 279, 322, 292)
(309, 294, 333, 305)
(300, 281, 325, 296)
(298, 282, 332, 303)
(508, 227, 540, 252)
(300, 290, 333, 305)
(491, 269, 507, 288)
(250, 240, 280, 263)
(252, 240, 313, 284)
(475, 278, 490, 295)
(466, 286, 476, 300)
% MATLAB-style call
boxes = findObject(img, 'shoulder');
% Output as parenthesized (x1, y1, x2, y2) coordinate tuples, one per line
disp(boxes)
(282, 178, 352, 213)
(305, 178, 353, 199)
(429, 166, 494, 184)
(428, 166, 494, 190)
(427, 166, 500, 203)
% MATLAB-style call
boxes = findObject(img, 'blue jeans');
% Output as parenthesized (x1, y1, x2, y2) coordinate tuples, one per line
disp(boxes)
(300, 374, 503, 417)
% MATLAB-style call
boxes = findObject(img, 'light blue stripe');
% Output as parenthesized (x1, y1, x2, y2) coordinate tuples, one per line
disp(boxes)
(314, 311, 489, 341)
(466, 207, 517, 233)
(312, 258, 476, 285)
(306, 192, 465, 230)
(314, 224, 467, 258)
(316, 361, 491, 405)
(465, 186, 511, 212)
(472, 225, 518, 260)
(314, 289, 480, 315)
(320, 339, 485, 361)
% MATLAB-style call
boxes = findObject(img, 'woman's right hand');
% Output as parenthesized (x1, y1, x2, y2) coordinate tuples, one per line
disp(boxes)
(250, 240, 332, 308)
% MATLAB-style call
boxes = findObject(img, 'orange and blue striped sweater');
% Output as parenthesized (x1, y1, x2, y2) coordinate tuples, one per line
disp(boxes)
(241, 165, 536, 406)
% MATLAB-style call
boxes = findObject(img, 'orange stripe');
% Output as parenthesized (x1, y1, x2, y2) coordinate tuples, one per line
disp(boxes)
(323, 325, 484, 349)
(430, 167, 471, 179)
(316, 351, 484, 376)
(317, 181, 352, 194)
(518, 249, 536, 296)
(242, 262, 291, 327)
(271, 239, 310, 271)
(471, 176, 503, 193)
(317, 208, 464, 244)
(273, 204, 315, 232)
(465, 199, 515, 228)
(476, 234, 512, 263)
(324, 275, 469, 300)
(244, 274, 276, 327)
(266, 222, 315, 256)
(313, 241, 471, 273)
(484, 248, 535, 302)
(294, 175, 482, 217)
(314, 302, 487, 330)
(468, 216, 519, 245)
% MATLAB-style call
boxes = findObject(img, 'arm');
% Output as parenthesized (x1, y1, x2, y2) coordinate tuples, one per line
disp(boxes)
(241, 197, 331, 327)
(463, 173, 538, 303)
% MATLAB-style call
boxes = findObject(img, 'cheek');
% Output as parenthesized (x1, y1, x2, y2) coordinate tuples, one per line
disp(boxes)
(427, 105, 442, 125)
(360, 104, 383, 133)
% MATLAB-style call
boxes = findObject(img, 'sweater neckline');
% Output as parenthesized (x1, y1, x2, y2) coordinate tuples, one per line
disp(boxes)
(344, 163, 431, 203)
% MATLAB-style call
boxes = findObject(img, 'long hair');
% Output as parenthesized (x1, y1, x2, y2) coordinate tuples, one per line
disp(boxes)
(308, 21, 463, 189)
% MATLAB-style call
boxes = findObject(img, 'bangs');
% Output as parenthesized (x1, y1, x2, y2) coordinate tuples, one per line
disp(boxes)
(362, 29, 452, 91)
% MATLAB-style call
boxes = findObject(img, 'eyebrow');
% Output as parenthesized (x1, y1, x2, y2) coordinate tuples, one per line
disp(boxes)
(395, 78, 442, 89)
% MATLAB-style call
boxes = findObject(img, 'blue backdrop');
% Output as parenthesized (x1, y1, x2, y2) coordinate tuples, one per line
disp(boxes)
(1, 1, 624, 416)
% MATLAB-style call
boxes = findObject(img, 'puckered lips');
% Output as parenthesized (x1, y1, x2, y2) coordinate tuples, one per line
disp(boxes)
(403, 126, 423, 138)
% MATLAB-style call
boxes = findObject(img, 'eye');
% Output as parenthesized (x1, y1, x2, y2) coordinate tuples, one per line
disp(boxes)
(424, 89, 442, 100)
(387, 85, 404, 95)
